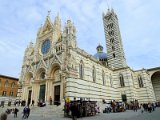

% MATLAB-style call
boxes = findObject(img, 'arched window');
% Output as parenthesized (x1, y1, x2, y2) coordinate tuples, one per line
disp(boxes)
(2, 91, 6, 96)
(79, 60, 84, 79)
(131, 74, 134, 86)
(112, 46, 115, 51)
(10, 91, 14, 96)
(113, 53, 115, 58)
(92, 66, 96, 82)
(40, 72, 45, 79)
(11, 82, 15, 88)
(102, 70, 105, 85)
(138, 75, 144, 88)
(110, 74, 113, 87)
(120, 74, 125, 87)
(4, 80, 8, 87)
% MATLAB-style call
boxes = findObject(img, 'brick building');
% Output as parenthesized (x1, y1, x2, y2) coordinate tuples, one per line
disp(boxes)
(0, 74, 18, 97)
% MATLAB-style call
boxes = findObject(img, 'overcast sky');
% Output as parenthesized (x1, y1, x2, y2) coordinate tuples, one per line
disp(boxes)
(0, 0, 160, 78)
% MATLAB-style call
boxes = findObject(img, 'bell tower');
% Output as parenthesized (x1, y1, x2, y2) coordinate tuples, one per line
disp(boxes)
(103, 9, 127, 69)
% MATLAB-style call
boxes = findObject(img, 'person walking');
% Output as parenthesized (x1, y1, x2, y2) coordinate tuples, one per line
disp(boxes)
(14, 107, 19, 118)
(26, 107, 30, 118)
(22, 106, 28, 119)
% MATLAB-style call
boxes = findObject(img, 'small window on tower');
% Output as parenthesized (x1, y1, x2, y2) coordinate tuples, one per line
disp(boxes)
(110, 38, 114, 43)
(111, 23, 113, 28)
(113, 53, 115, 58)
(112, 46, 115, 51)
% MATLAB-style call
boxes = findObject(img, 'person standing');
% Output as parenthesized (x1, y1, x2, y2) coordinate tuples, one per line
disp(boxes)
(49, 96, 52, 105)
(31, 100, 35, 106)
(148, 103, 152, 113)
(70, 102, 78, 120)
(140, 104, 144, 113)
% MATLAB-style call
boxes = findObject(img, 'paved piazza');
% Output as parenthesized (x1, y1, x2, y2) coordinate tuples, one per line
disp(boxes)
(0, 106, 160, 120)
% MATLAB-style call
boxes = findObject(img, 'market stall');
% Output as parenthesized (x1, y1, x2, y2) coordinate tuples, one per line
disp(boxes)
(64, 98, 99, 118)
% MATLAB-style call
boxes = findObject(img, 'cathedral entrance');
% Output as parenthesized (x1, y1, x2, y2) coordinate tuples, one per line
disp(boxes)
(27, 90, 32, 106)
(54, 85, 60, 105)
(39, 84, 46, 102)
(121, 94, 127, 102)
(151, 71, 160, 101)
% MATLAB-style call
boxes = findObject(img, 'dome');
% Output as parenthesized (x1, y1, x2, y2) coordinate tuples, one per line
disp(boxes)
(94, 52, 107, 60)
(94, 44, 107, 60)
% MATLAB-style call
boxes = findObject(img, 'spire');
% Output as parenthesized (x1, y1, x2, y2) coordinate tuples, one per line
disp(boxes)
(111, 8, 114, 13)
(47, 10, 51, 17)
(107, 0, 110, 10)
(27, 41, 33, 48)
(54, 12, 61, 27)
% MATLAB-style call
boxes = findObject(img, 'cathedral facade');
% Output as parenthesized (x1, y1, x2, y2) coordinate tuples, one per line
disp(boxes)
(19, 9, 160, 105)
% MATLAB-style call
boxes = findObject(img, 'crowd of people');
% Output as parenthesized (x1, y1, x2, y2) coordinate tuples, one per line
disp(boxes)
(0, 99, 32, 120)
(64, 98, 100, 120)
(103, 99, 160, 114)
(0, 98, 160, 120)
(0, 106, 30, 120)
(103, 100, 126, 113)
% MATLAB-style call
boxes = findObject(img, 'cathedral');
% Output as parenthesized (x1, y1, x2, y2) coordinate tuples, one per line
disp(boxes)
(19, 8, 160, 105)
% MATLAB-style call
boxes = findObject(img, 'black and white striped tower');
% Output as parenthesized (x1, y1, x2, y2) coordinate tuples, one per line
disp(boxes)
(103, 8, 127, 69)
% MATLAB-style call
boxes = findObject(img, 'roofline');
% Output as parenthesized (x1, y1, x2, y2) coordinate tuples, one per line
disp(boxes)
(113, 66, 130, 71)
(147, 67, 160, 71)
(0, 74, 19, 81)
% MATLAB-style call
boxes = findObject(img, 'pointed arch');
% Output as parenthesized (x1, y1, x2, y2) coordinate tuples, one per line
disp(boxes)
(79, 60, 84, 79)
(110, 74, 113, 87)
(4, 80, 8, 87)
(92, 66, 96, 82)
(138, 75, 144, 88)
(11, 82, 15, 88)
(48, 63, 61, 82)
(25, 72, 33, 83)
(119, 74, 125, 87)
(36, 68, 46, 80)
(102, 70, 105, 85)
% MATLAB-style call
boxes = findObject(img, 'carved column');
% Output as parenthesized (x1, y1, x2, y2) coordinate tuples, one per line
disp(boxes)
(31, 80, 40, 105)
(60, 73, 66, 102)
(45, 78, 54, 104)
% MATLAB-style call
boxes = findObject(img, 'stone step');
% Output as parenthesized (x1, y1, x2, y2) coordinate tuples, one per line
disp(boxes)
(29, 105, 63, 114)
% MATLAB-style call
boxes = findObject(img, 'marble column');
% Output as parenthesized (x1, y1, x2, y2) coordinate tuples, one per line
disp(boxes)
(60, 75, 66, 102)
(22, 85, 28, 101)
(45, 78, 54, 104)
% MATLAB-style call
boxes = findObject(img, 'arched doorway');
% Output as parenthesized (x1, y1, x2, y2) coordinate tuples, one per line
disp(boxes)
(25, 72, 33, 106)
(151, 71, 160, 101)
(36, 68, 46, 102)
(49, 63, 61, 105)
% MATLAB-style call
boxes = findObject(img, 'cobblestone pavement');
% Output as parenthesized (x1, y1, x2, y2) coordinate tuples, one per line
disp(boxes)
(1, 106, 160, 120)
